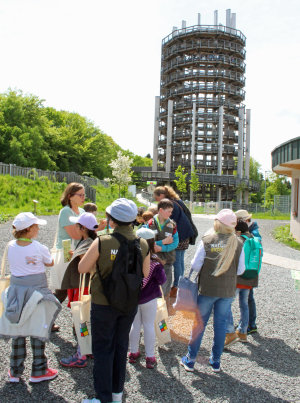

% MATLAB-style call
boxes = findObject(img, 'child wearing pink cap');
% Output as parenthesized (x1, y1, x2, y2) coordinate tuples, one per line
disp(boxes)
(181, 209, 245, 373)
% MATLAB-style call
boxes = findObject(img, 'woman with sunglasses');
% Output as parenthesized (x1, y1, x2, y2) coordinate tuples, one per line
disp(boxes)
(52, 182, 85, 331)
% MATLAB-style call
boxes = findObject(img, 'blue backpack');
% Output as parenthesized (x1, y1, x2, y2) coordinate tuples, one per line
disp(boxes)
(241, 235, 263, 279)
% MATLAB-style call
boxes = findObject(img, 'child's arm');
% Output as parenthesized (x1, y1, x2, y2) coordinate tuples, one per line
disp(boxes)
(155, 230, 179, 252)
(153, 263, 167, 285)
(40, 244, 54, 267)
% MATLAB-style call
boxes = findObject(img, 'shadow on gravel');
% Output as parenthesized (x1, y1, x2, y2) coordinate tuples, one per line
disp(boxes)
(191, 372, 290, 403)
(136, 365, 195, 402)
(224, 334, 300, 377)
(0, 381, 68, 402)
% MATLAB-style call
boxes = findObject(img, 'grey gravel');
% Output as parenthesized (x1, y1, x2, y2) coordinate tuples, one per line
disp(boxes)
(0, 215, 299, 403)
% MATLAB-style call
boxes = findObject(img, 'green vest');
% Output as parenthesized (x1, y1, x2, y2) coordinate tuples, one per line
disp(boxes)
(91, 226, 149, 305)
(198, 232, 243, 298)
(148, 215, 176, 264)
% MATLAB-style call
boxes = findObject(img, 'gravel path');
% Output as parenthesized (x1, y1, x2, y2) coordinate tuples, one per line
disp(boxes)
(0, 216, 299, 403)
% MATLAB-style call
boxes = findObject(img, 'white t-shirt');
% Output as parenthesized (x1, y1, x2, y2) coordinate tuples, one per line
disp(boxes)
(7, 240, 53, 277)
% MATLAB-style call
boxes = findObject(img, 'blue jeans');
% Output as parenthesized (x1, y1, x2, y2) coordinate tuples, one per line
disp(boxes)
(91, 303, 137, 403)
(226, 288, 250, 334)
(187, 295, 233, 364)
(248, 288, 257, 328)
(173, 249, 186, 287)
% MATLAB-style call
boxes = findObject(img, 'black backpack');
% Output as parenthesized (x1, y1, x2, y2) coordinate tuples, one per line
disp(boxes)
(96, 232, 143, 314)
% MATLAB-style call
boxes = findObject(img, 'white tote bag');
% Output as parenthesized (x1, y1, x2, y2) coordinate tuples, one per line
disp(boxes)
(70, 274, 92, 356)
(50, 228, 73, 289)
(0, 244, 10, 318)
(155, 287, 171, 346)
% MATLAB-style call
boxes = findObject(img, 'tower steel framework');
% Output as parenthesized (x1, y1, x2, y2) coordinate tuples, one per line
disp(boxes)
(142, 10, 259, 201)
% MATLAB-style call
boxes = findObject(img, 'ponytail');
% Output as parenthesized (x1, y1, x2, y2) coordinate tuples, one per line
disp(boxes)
(212, 220, 238, 277)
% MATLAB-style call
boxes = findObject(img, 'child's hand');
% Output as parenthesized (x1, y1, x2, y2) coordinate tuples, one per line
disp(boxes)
(97, 219, 107, 231)
(162, 235, 173, 245)
(154, 244, 162, 253)
(69, 250, 74, 256)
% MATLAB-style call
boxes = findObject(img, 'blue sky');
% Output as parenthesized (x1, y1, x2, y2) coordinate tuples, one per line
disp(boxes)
(0, 0, 299, 175)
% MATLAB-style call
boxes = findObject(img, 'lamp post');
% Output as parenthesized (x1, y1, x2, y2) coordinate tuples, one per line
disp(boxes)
(264, 170, 272, 208)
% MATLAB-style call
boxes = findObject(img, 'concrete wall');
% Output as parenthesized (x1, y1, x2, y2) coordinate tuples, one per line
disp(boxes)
(290, 170, 300, 242)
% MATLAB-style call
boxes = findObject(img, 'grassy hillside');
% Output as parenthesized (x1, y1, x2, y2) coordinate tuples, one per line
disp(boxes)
(0, 175, 128, 222)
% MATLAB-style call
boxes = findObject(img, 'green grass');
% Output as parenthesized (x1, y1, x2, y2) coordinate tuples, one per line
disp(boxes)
(273, 224, 300, 250)
(251, 211, 290, 220)
(0, 175, 143, 222)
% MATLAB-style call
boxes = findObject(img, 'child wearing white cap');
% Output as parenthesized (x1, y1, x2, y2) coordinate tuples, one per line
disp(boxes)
(128, 227, 167, 369)
(60, 212, 98, 368)
(0, 212, 61, 383)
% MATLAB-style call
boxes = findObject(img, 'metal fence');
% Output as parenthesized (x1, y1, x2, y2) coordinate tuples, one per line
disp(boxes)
(274, 195, 291, 214)
(0, 162, 108, 202)
(140, 189, 291, 215)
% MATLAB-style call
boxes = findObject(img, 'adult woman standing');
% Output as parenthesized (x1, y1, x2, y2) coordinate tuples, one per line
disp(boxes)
(180, 209, 245, 373)
(52, 183, 85, 329)
(153, 185, 195, 297)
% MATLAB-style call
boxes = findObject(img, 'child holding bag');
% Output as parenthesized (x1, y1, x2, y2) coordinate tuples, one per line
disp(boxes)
(60, 212, 98, 368)
(0, 212, 61, 383)
(128, 228, 166, 369)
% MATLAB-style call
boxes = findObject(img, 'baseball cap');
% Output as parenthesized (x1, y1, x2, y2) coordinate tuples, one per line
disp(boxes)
(13, 212, 47, 231)
(215, 209, 237, 229)
(235, 209, 252, 221)
(106, 198, 138, 223)
(136, 227, 155, 240)
(69, 212, 98, 230)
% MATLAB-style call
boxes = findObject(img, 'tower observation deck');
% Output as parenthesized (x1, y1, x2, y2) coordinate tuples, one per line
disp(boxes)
(142, 9, 259, 202)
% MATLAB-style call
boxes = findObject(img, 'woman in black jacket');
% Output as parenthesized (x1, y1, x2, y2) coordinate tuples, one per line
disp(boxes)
(153, 186, 196, 297)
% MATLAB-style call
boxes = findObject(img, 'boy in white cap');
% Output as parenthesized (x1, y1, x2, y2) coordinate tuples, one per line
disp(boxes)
(78, 199, 150, 403)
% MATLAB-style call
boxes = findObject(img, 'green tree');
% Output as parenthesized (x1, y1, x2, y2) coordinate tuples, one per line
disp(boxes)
(109, 151, 133, 197)
(249, 157, 264, 203)
(265, 174, 291, 206)
(174, 165, 188, 195)
(190, 166, 200, 202)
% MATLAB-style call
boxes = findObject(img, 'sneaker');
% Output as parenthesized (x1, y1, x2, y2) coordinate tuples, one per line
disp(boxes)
(236, 330, 248, 342)
(81, 399, 101, 403)
(146, 356, 157, 369)
(224, 332, 239, 347)
(169, 286, 178, 298)
(247, 326, 258, 335)
(112, 391, 123, 402)
(128, 352, 140, 364)
(29, 368, 58, 383)
(209, 357, 221, 372)
(180, 355, 195, 372)
(8, 369, 20, 383)
(60, 353, 87, 368)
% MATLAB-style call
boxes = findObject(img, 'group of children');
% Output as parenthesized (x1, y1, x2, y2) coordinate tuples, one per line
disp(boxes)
(0, 201, 261, 389)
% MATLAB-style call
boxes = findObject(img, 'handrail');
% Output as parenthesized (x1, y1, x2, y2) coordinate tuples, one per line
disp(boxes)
(163, 70, 245, 86)
(163, 54, 245, 73)
(140, 171, 260, 191)
(162, 24, 246, 45)
(162, 38, 246, 59)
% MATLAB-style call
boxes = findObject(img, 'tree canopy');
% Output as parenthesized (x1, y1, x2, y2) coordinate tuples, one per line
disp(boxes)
(0, 89, 151, 179)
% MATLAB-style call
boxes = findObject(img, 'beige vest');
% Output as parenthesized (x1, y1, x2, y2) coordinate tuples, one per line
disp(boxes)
(91, 226, 149, 305)
(198, 232, 243, 298)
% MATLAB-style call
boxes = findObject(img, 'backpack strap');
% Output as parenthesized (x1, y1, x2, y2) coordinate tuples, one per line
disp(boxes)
(111, 232, 128, 245)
